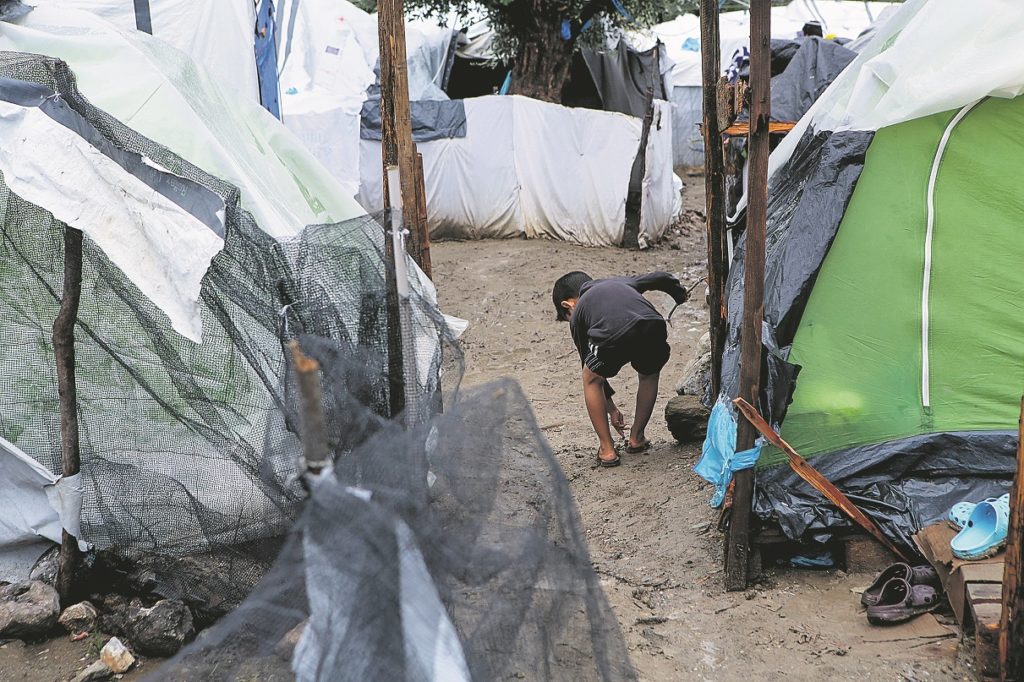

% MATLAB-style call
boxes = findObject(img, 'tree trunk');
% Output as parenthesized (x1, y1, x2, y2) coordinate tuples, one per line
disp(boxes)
(510, 20, 574, 103)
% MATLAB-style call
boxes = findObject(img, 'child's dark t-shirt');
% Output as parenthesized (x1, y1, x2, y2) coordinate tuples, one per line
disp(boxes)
(569, 272, 688, 365)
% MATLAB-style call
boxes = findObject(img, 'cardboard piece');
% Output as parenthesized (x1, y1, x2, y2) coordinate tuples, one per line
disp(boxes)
(914, 522, 1004, 626)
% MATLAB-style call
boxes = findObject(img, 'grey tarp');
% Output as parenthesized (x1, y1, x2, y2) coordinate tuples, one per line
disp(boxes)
(770, 37, 856, 122)
(579, 41, 667, 117)
(360, 98, 467, 142)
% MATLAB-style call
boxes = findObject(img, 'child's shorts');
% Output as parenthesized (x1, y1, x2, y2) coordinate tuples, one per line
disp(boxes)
(584, 319, 670, 378)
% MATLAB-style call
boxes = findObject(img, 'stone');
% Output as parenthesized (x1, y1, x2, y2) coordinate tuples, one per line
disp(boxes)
(70, 660, 113, 682)
(95, 594, 132, 636)
(674, 332, 712, 397)
(0, 580, 60, 639)
(124, 599, 195, 657)
(28, 546, 59, 587)
(274, 620, 307, 661)
(100, 637, 135, 674)
(59, 601, 99, 634)
(664, 394, 710, 444)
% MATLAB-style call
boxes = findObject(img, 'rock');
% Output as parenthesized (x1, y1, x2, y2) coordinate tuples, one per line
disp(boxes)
(95, 594, 132, 636)
(664, 394, 710, 444)
(0, 581, 60, 639)
(274, 620, 307, 661)
(100, 637, 135, 674)
(125, 599, 195, 656)
(70, 660, 113, 682)
(28, 546, 59, 587)
(674, 332, 712, 397)
(59, 601, 99, 634)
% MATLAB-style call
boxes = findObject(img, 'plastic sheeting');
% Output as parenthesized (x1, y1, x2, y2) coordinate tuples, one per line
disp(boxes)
(1, 7, 368, 237)
(0, 438, 86, 582)
(360, 98, 467, 142)
(765, 0, 1024, 193)
(0, 91, 223, 341)
(768, 37, 856, 122)
(358, 96, 675, 246)
(26, 0, 259, 102)
(694, 400, 762, 507)
(275, 0, 456, 198)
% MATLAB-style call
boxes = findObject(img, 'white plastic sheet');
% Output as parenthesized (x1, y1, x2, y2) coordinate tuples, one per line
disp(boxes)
(27, 0, 259, 103)
(359, 96, 674, 246)
(0, 100, 222, 342)
(0, 438, 86, 582)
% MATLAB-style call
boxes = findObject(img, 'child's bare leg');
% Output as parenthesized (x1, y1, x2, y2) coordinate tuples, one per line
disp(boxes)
(583, 367, 617, 461)
(630, 371, 660, 448)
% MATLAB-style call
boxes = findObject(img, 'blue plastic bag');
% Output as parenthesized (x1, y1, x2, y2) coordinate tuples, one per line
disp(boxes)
(694, 399, 762, 507)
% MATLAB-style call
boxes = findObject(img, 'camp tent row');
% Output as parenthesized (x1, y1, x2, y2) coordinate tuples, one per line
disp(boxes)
(632, 0, 895, 166)
(23, 0, 679, 246)
(706, 0, 1024, 550)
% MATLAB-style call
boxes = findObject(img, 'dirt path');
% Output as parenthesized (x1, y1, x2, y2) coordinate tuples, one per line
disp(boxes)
(431, 174, 967, 681)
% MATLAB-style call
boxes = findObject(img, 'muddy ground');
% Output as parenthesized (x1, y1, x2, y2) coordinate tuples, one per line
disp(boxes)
(430, 173, 969, 682)
(0, 174, 970, 682)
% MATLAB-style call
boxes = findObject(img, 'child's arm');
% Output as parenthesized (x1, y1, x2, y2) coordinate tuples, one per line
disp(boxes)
(631, 271, 689, 304)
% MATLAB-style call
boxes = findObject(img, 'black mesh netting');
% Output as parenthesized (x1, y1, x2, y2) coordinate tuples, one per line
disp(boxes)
(0, 53, 634, 680)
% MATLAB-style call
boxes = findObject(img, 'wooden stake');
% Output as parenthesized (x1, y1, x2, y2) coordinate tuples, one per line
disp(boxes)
(413, 152, 432, 280)
(288, 340, 329, 478)
(999, 396, 1024, 681)
(699, 0, 728, 398)
(53, 226, 83, 604)
(377, 0, 426, 270)
(725, 0, 770, 591)
(733, 398, 913, 564)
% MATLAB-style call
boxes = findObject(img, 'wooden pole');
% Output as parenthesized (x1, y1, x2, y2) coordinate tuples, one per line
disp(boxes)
(384, 165, 407, 420)
(700, 0, 728, 398)
(288, 340, 329, 479)
(999, 396, 1024, 681)
(724, 0, 769, 591)
(377, 0, 428, 271)
(413, 152, 432, 280)
(53, 226, 83, 604)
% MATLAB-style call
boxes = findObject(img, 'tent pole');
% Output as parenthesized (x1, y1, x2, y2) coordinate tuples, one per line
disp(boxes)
(378, 0, 429, 274)
(725, 0, 769, 592)
(999, 396, 1024, 681)
(699, 0, 727, 397)
(54, 225, 83, 604)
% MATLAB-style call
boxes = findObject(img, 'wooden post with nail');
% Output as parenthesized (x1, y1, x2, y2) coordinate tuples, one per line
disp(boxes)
(725, 0, 770, 591)
(999, 396, 1024, 681)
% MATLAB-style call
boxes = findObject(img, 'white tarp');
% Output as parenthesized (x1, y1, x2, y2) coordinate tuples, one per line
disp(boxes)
(1, 8, 368, 238)
(637, 1, 893, 88)
(762, 0, 1024, 199)
(358, 95, 675, 247)
(0, 438, 86, 582)
(0, 100, 223, 342)
(27, 0, 259, 102)
(276, 0, 455, 198)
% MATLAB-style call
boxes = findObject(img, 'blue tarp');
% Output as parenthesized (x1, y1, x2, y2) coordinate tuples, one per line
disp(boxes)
(694, 399, 762, 507)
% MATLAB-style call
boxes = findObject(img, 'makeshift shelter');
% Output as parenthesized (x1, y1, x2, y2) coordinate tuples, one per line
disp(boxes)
(0, 7, 450, 589)
(709, 0, 1024, 551)
(634, 0, 890, 166)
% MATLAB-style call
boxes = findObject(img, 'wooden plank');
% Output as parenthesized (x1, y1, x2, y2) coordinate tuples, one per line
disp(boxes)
(999, 396, 1024, 681)
(54, 226, 83, 604)
(722, 121, 797, 135)
(974, 601, 1003, 677)
(699, 0, 729, 399)
(733, 398, 913, 563)
(968, 582, 1004, 605)
(724, 0, 769, 592)
(412, 152, 432, 280)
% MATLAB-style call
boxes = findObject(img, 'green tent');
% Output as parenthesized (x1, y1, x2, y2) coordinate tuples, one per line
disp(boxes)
(709, 0, 1024, 547)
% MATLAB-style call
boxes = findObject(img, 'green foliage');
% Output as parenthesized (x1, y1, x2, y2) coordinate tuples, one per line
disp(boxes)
(405, 0, 698, 60)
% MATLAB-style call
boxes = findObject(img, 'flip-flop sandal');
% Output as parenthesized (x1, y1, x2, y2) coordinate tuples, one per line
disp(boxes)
(860, 562, 939, 607)
(598, 453, 621, 467)
(951, 495, 1010, 561)
(625, 440, 651, 454)
(866, 578, 943, 625)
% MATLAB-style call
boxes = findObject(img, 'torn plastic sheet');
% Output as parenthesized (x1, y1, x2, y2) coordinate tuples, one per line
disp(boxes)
(754, 430, 1017, 553)
(0, 437, 88, 582)
(694, 399, 762, 507)
(0, 94, 223, 343)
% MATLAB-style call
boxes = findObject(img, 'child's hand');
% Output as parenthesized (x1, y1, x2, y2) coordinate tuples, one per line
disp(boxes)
(608, 408, 626, 438)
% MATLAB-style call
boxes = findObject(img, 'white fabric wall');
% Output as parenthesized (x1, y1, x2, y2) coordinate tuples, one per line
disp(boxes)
(358, 96, 676, 247)
(670, 85, 703, 167)
(27, 0, 259, 103)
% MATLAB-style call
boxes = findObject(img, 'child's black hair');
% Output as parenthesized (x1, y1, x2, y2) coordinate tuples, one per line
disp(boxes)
(552, 271, 593, 321)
